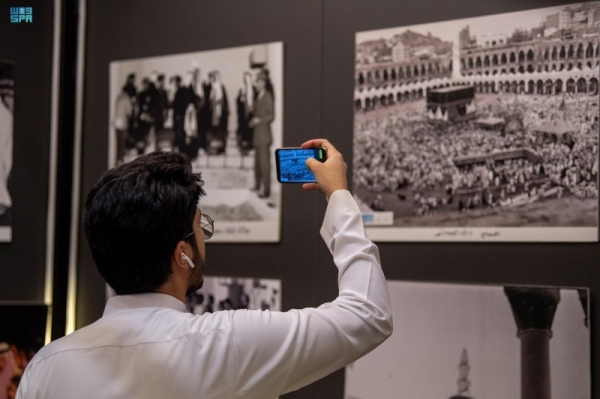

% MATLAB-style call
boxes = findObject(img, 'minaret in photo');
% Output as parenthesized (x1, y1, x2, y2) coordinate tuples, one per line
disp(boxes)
(449, 348, 473, 399)
(452, 32, 462, 81)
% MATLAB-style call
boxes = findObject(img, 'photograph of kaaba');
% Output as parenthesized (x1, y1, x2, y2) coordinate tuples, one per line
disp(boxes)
(344, 281, 590, 399)
(353, 2, 599, 242)
(276, 149, 322, 183)
(109, 42, 284, 243)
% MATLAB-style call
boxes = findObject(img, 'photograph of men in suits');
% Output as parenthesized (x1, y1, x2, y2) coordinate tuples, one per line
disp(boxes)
(108, 43, 283, 242)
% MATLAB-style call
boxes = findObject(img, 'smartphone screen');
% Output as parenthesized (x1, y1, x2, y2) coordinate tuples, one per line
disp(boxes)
(276, 148, 326, 183)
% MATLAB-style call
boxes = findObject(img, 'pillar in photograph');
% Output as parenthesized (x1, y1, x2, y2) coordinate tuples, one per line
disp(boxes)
(504, 287, 560, 399)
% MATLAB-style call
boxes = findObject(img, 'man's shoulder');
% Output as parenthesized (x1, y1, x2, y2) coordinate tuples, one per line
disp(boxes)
(28, 322, 101, 368)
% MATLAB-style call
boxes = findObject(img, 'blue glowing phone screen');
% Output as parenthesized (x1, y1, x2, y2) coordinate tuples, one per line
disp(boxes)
(277, 149, 324, 183)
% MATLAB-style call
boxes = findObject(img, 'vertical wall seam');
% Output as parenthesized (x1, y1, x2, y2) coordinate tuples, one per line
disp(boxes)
(65, 0, 87, 335)
(44, 0, 63, 344)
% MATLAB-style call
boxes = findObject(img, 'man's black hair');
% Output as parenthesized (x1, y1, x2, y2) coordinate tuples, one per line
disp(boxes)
(84, 151, 206, 295)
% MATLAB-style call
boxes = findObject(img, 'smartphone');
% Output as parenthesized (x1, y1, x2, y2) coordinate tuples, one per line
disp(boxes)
(275, 147, 327, 183)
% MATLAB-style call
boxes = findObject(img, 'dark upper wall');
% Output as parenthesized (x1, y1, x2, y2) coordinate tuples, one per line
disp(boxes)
(0, 0, 55, 301)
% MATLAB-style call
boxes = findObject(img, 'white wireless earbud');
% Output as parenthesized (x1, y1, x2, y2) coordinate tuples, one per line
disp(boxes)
(181, 253, 195, 269)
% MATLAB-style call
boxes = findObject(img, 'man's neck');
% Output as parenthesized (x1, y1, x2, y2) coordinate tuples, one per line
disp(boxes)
(156, 280, 186, 303)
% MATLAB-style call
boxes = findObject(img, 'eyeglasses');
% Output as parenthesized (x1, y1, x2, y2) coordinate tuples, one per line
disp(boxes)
(185, 213, 214, 240)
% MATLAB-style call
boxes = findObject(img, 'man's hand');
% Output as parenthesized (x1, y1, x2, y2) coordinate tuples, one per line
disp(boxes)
(301, 139, 348, 201)
(249, 117, 260, 128)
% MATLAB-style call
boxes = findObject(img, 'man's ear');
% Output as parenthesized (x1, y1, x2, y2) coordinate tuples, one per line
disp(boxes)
(172, 240, 190, 272)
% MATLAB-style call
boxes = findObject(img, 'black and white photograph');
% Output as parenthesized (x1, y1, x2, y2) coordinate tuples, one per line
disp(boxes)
(186, 276, 281, 315)
(0, 61, 14, 243)
(353, 3, 599, 242)
(109, 42, 284, 242)
(0, 303, 49, 399)
(106, 276, 281, 314)
(344, 281, 590, 399)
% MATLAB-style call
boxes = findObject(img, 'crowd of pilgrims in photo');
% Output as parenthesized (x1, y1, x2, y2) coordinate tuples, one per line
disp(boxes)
(113, 67, 273, 164)
(354, 94, 599, 216)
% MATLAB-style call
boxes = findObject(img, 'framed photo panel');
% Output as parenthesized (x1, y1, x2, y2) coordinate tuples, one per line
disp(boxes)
(345, 281, 590, 399)
(109, 42, 284, 243)
(353, 2, 599, 242)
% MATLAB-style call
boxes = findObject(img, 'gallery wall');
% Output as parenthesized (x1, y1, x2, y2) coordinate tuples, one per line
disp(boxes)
(0, 0, 55, 302)
(74, 0, 599, 398)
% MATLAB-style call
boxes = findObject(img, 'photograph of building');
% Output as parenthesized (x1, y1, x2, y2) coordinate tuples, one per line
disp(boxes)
(344, 281, 590, 399)
(109, 43, 284, 242)
(353, 2, 599, 241)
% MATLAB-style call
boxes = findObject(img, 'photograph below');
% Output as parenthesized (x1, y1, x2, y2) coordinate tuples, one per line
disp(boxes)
(345, 280, 590, 399)
(354, 2, 599, 241)
(109, 42, 284, 242)
(106, 276, 281, 314)
(186, 276, 281, 314)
